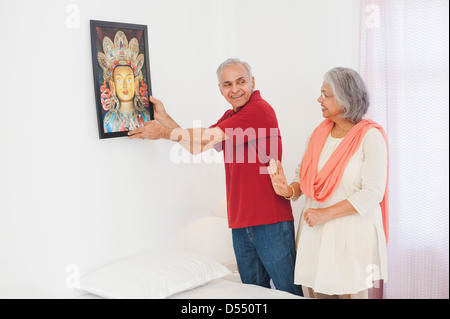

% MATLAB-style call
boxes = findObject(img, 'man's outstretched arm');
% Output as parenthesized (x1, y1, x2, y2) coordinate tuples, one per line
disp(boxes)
(128, 97, 226, 155)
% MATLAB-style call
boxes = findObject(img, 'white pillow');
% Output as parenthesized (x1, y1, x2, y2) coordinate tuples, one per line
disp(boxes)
(211, 194, 227, 218)
(79, 249, 231, 299)
(165, 216, 236, 265)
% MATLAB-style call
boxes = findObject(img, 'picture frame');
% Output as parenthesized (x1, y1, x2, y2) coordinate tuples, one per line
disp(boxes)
(90, 20, 154, 139)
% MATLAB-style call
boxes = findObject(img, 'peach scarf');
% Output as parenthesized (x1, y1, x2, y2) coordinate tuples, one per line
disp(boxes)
(299, 119, 389, 243)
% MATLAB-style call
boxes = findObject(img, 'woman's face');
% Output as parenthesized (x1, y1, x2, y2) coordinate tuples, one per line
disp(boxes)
(317, 82, 342, 120)
(113, 66, 135, 102)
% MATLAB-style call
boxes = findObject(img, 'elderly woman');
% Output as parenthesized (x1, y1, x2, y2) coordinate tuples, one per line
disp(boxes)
(269, 67, 388, 299)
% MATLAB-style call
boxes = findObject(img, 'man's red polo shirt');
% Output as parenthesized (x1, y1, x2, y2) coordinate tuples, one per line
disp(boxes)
(210, 90, 293, 229)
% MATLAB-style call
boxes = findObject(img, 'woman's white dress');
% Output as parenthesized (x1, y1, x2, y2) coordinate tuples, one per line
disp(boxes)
(292, 127, 388, 295)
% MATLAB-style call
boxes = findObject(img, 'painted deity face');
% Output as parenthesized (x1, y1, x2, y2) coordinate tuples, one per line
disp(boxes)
(113, 66, 136, 102)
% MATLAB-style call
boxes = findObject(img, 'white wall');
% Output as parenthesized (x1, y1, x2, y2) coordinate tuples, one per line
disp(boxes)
(0, 0, 359, 298)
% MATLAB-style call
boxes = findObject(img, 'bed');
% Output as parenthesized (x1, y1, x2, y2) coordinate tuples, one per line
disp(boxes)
(74, 196, 303, 299)
(76, 272, 301, 299)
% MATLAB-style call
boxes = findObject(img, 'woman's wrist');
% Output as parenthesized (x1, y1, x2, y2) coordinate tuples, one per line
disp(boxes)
(284, 184, 296, 200)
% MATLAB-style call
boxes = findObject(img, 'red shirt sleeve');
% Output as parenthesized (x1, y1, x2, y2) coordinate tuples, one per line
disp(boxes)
(217, 103, 280, 146)
(209, 110, 234, 152)
(210, 100, 282, 164)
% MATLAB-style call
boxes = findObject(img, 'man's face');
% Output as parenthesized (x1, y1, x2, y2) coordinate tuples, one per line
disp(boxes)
(218, 64, 255, 110)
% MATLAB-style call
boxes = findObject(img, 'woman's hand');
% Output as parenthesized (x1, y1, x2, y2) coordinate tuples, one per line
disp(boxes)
(268, 159, 292, 197)
(304, 200, 357, 227)
(304, 208, 330, 227)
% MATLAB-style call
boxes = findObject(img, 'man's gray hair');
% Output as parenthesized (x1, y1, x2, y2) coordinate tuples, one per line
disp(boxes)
(216, 58, 253, 82)
(324, 67, 370, 123)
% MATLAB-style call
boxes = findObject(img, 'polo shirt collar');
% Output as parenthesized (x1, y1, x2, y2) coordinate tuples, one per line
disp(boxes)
(233, 90, 261, 113)
(249, 90, 261, 102)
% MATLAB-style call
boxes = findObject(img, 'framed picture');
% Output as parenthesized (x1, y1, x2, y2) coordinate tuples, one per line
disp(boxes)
(90, 20, 154, 139)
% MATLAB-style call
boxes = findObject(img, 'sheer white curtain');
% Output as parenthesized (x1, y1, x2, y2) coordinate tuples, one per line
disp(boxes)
(359, 0, 449, 299)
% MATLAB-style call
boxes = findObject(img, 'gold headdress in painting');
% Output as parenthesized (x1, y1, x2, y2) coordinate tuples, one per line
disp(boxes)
(97, 30, 145, 83)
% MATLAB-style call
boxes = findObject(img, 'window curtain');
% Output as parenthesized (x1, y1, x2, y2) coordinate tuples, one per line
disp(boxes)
(359, 0, 449, 299)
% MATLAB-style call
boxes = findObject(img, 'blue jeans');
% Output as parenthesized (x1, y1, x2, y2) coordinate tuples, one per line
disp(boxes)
(232, 221, 303, 296)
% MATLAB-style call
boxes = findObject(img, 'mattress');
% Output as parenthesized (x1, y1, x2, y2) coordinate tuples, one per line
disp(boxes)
(75, 273, 303, 299)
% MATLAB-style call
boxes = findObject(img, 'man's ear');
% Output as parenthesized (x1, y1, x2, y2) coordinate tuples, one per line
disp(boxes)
(218, 83, 224, 96)
(251, 77, 255, 91)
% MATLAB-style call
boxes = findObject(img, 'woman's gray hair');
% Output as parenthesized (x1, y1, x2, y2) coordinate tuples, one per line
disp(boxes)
(216, 58, 253, 82)
(324, 67, 370, 123)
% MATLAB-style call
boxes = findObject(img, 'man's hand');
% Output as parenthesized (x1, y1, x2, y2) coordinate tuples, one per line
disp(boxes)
(150, 96, 166, 122)
(128, 120, 167, 140)
(150, 96, 179, 129)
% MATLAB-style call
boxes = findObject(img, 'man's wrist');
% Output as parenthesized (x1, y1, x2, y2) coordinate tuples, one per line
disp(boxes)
(157, 113, 179, 130)
(154, 111, 168, 123)
(166, 127, 187, 142)
(162, 127, 173, 140)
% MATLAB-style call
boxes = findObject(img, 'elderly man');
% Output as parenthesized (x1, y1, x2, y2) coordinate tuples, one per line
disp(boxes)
(128, 58, 302, 296)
